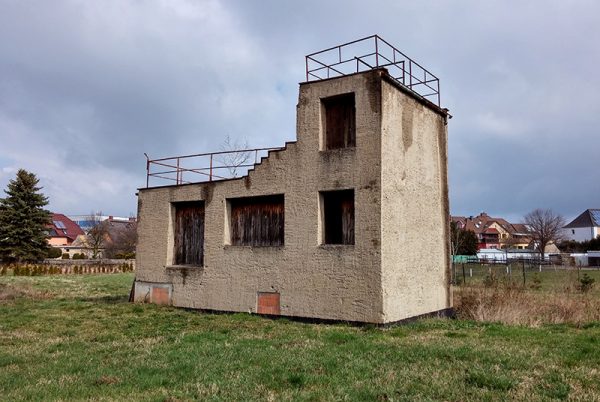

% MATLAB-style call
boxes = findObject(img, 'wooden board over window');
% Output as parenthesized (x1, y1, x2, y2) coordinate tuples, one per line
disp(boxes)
(230, 194, 284, 247)
(322, 189, 355, 245)
(323, 93, 356, 150)
(173, 201, 205, 266)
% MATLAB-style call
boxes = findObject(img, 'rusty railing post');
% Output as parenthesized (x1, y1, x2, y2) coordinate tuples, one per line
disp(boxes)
(305, 56, 308, 81)
(176, 157, 180, 185)
(209, 154, 213, 182)
(144, 153, 150, 188)
(375, 35, 379, 67)
(401, 61, 405, 85)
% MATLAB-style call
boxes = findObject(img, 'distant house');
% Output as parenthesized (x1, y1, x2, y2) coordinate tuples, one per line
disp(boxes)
(68, 215, 134, 233)
(564, 209, 600, 242)
(47, 213, 84, 247)
(68, 216, 137, 258)
(452, 212, 532, 250)
(104, 217, 137, 257)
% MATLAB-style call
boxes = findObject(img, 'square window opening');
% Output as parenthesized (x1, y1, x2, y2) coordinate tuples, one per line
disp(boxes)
(322, 93, 356, 150)
(228, 194, 284, 247)
(173, 201, 205, 266)
(320, 189, 354, 245)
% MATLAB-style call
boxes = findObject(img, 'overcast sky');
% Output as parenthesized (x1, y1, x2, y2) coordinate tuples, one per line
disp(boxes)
(0, 0, 598, 222)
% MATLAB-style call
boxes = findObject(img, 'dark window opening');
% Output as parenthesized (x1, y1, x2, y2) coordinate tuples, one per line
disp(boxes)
(321, 189, 354, 245)
(230, 194, 284, 247)
(323, 93, 356, 149)
(173, 201, 205, 266)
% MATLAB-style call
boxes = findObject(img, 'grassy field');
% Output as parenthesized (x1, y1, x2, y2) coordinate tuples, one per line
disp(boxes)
(1, 274, 600, 401)
(453, 263, 600, 292)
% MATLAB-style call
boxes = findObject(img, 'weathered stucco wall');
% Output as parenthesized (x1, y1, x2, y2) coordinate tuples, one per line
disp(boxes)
(136, 70, 384, 323)
(135, 69, 451, 324)
(380, 78, 451, 322)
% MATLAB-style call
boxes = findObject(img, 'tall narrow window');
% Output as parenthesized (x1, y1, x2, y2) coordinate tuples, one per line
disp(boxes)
(173, 202, 205, 266)
(321, 189, 355, 245)
(322, 93, 356, 149)
(229, 194, 284, 247)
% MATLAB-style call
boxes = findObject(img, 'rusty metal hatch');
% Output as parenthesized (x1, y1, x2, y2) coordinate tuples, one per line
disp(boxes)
(257, 292, 281, 315)
(230, 194, 284, 247)
(323, 93, 356, 150)
(174, 201, 205, 265)
(322, 189, 355, 245)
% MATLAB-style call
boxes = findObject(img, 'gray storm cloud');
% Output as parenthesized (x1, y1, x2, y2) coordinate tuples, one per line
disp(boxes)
(0, 0, 598, 221)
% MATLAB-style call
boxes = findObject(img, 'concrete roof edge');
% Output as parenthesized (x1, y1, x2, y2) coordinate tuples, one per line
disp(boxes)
(300, 68, 452, 119)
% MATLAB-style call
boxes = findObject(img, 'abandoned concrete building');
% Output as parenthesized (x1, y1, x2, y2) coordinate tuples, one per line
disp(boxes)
(134, 36, 452, 324)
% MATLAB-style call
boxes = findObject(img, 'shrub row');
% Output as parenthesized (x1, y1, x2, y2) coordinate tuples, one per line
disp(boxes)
(0, 263, 134, 276)
(60, 253, 88, 260)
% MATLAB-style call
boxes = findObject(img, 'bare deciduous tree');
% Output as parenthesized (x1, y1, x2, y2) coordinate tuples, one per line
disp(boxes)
(450, 221, 478, 256)
(104, 221, 137, 259)
(524, 208, 566, 260)
(217, 135, 251, 178)
(86, 212, 108, 259)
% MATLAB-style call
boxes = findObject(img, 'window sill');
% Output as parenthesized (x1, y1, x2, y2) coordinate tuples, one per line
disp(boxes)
(319, 147, 356, 153)
(223, 245, 284, 250)
(319, 244, 355, 248)
(166, 264, 204, 271)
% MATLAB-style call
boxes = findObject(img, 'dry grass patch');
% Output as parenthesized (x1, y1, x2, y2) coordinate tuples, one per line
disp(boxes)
(0, 283, 51, 301)
(455, 285, 600, 326)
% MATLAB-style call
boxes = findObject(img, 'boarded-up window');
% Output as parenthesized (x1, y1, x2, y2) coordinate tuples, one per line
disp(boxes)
(323, 93, 356, 149)
(230, 194, 284, 247)
(321, 189, 354, 245)
(173, 202, 205, 266)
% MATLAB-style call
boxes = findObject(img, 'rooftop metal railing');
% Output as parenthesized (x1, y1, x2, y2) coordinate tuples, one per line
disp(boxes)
(306, 35, 441, 107)
(144, 147, 284, 188)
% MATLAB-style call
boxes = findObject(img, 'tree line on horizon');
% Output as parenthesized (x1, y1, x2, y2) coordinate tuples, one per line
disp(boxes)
(0, 169, 135, 263)
(0, 169, 594, 263)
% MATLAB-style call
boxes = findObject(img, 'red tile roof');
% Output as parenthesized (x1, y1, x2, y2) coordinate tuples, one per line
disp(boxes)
(49, 213, 85, 243)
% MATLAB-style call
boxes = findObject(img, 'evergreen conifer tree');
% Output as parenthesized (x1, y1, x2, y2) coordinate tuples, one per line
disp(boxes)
(0, 169, 51, 262)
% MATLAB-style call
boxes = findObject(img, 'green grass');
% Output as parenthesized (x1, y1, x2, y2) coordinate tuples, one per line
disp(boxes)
(1, 274, 600, 401)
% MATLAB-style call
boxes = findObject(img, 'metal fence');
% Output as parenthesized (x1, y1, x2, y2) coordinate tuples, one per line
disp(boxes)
(305, 35, 441, 107)
(144, 147, 284, 188)
(452, 260, 600, 287)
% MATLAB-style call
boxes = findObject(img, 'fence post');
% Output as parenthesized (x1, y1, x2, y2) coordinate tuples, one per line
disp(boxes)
(462, 263, 466, 285)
